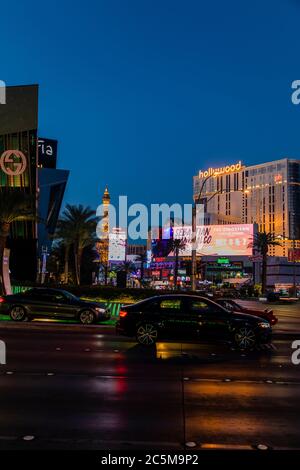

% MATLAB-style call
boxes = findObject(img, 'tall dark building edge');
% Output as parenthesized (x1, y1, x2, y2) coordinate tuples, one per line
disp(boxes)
(0, 85, 39, 282)
(37, 137, 69, 258)
(0, 84, 69, 283)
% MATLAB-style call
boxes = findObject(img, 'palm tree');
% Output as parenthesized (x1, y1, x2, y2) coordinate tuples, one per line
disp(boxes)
(56, 205, 96, 285)
(46, 241, 66, 283)
(251, 231, 281, 295)
(170, 238, 186, 289)
(136, 251, 147, 284)
(117, 260, 135, 275)
(54, 220, 74, 284)
(0, 189, 36, 294)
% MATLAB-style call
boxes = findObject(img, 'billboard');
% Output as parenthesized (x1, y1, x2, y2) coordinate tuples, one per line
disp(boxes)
(173, 224, 254, 256)
(108, 229, 127, 262)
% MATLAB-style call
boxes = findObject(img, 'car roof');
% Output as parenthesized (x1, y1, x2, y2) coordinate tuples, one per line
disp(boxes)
(132, 294, 229, 311)
(26, 288, 65, 294)
(142, 294, 220, 302)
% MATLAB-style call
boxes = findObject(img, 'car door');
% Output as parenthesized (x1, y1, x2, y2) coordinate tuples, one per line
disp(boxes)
(157, 297, 187, 339)
(187, 298, 231, 341)
(50, 292, 77, 319)
(22, 290, 57, 318)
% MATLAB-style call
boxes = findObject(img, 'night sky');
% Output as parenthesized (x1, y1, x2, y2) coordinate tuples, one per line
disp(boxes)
(1, 0, 300, 211)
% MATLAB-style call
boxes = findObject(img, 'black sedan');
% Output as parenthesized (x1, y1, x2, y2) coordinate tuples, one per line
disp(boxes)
(0, 288, 110, 325)
(116, 294, 272, 349)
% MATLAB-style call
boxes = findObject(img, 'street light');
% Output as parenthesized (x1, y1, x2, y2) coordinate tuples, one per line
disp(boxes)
(276, 232, 297, 297)
(191, 173, 218, 291)
(191, 179, 248, 291)
(290, 211, 297, 298)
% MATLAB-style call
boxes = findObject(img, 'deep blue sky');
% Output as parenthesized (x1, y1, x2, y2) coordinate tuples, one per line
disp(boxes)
(1, 0, 300, 211)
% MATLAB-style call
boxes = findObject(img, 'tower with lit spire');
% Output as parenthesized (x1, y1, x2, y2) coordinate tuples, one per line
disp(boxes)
(101, 186, 110, 239)
(96, 186, 110, 267)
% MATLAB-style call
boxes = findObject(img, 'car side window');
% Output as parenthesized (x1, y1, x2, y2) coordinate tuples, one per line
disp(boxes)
(24, 291, 51, 301)
(23, 289, 40, 299)
(222, 301, 233, 310)
(159, 299, 181, 310)
(52, 293, 66, 302)
(190, 300, 212, 312)
(142, 300, 159, 312)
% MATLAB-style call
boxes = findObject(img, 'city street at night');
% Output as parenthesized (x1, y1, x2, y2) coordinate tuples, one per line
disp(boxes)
(1, 0, 300, 461)
(0, 302, 299, 451)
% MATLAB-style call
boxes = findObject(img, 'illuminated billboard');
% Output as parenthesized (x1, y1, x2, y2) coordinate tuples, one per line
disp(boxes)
(173, 224, 254, 256)
(108, 228, 127, 262)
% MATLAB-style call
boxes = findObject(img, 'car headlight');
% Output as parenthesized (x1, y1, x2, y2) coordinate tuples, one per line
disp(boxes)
(95, 307, 105, 314)
(258, 322, 271, 329)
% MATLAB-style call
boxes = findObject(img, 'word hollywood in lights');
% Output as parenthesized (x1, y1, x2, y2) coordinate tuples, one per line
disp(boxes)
(199, 161, 243, 178)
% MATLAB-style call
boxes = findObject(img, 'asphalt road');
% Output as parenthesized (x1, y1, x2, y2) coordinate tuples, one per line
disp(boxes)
(0, 301, 299, 450)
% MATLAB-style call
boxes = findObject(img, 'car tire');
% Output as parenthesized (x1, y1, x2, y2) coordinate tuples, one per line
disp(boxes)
(136, 323, 158, 346)
(79, 310, 95, 325)
(234, 326, 257, 350)
(10, 306, 27, 322)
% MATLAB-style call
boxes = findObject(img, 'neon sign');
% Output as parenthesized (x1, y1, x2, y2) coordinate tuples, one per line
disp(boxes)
(0, 150, 27, 176)
(199, 161, 243, 178)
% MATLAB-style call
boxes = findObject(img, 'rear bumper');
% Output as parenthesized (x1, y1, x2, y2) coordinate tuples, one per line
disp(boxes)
(116, 321, 125, 335)
(116, 320, 134, 337)
(0, 304, 10, 315)
(95, 311, 111, 322)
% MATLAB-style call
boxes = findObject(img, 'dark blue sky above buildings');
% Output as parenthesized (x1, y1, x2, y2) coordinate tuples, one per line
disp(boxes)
(1, 0, 300, 210)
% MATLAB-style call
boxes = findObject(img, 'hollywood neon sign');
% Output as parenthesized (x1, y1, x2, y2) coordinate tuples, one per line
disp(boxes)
(0, 150, 27, 176)
(199, 161, 243, 178)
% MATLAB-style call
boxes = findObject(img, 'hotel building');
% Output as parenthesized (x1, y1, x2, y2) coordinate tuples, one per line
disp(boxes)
(193, 158, 300, 258)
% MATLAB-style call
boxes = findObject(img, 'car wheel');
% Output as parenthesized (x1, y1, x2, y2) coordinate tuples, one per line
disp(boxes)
(234, 326, 257, 350)
(10, 306, 27, 322)
(79, 310, 95, 325)
(136, 323, 158, 346)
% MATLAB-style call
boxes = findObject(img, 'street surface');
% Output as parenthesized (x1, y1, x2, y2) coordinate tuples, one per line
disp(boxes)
(0, 301, 299, 450)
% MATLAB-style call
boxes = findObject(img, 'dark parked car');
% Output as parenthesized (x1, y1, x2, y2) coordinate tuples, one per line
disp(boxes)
(215, 298, 278, 325)
(116, 294, 272, 349)
(0, 288, 110, 324)
(266, 292, 281, 302)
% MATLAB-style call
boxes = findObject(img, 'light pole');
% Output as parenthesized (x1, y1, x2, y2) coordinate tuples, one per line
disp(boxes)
(277, 231, 297, 298)
(191, 180, 248, 291)
(292, 236, 297, 297)
(289, 211, 297, 298)
(191, 173, 218, 291)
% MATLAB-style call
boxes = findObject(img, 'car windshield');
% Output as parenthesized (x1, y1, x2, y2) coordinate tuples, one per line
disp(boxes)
(218, 300, 236, 311)
(191, 297, 229, 315)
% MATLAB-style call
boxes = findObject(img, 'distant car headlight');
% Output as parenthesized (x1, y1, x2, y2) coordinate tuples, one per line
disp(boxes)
(258, 322, 271, 329)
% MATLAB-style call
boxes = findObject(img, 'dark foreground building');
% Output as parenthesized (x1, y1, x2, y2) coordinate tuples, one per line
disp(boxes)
(0, 85, 39, 281)
(0, 85, 69, 282)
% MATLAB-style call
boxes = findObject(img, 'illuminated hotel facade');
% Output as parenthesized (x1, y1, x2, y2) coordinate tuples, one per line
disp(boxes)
(193, 158, 300, 258)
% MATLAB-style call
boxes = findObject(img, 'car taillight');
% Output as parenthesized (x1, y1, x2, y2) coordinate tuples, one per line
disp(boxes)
(0, 297, 5, 303)
(119, 310, 128, 318)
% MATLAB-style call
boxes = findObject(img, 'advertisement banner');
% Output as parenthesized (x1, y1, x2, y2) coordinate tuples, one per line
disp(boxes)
(108, 229, 127, 261)
(173, 224, 254, 256)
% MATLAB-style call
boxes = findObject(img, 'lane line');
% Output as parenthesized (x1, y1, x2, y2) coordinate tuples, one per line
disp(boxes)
(1, 371, 300, 385)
